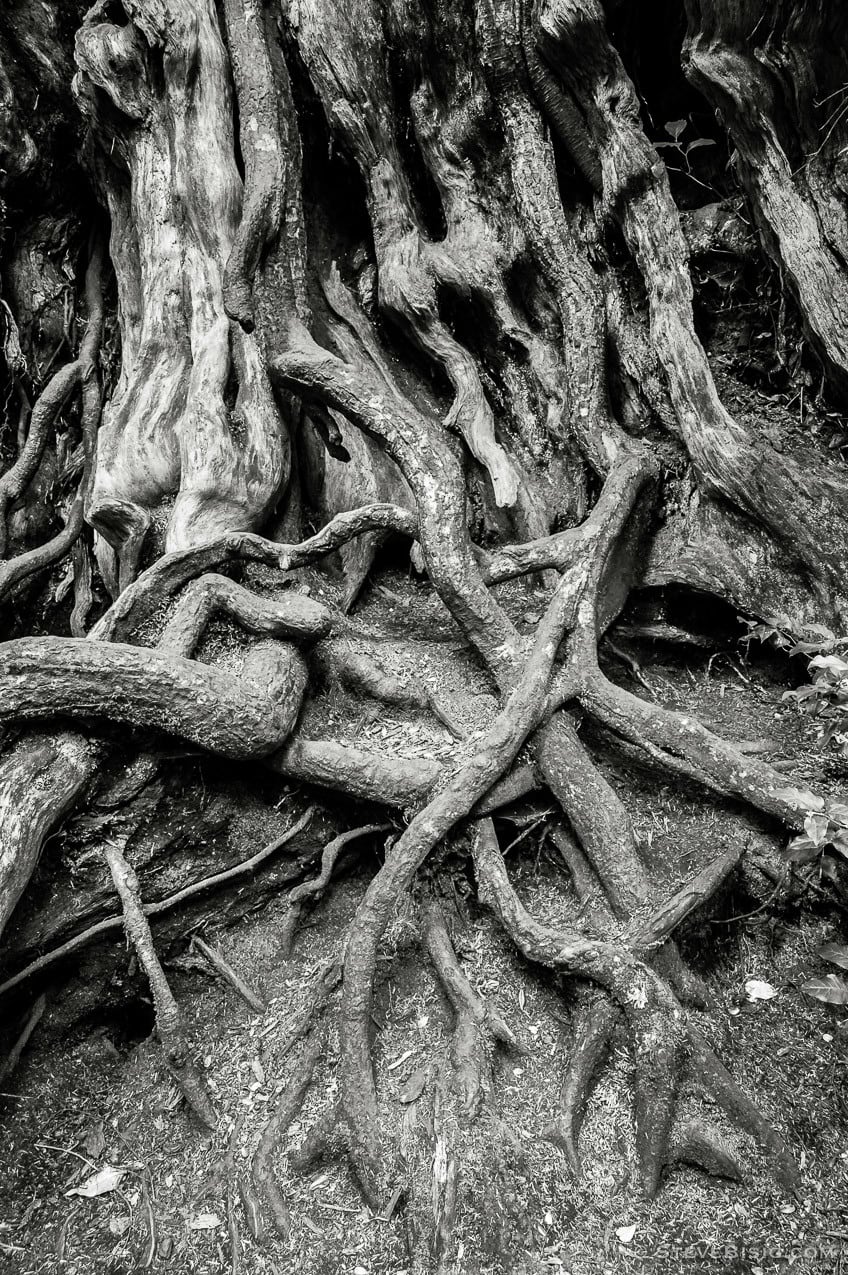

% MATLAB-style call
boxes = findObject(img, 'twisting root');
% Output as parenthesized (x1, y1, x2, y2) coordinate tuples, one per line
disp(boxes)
(89, 503, 416, 644)
(278, 825, 389, 959)
(475, 818, 800, 1195)
(336, 513, 611, 1206)
(0, 635, 308, 760)
(102, 839, 216, 1129)
(0, 234, 105, 589)
(423, 895, 521, 1121)
(252, 1024, 326, 1237)
(543, 993, 615, 1174)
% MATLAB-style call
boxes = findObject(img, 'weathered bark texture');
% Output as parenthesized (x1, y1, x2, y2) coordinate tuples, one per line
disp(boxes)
(1, 0, 846, 1249)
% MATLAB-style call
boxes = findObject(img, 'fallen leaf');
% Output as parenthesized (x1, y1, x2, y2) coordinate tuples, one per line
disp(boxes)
(802, 974, 848, 1005)
(819, 943, 848, 971)
(398, 1066, 428, 1105)
(108, 1216, 130, 1236)
(744, 979, 778, 1002)
(189, 1213, 222, 1230)
(65, 1164, 126, 1199)
(81, 1122, 106, 1159)
(615, 1224, 637, 1244)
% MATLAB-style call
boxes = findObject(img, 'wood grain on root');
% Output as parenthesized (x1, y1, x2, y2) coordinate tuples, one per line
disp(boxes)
(0, 636, 307, 760)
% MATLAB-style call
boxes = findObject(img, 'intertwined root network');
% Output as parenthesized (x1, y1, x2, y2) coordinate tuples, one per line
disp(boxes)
(2, 0, 847, 1256)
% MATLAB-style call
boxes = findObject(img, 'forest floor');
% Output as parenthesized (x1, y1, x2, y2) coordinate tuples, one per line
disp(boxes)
(0, 568, 847, 1275)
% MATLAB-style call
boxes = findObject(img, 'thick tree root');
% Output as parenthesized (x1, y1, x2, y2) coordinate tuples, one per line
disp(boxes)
(423, 895, 521, 1121)
(684, 1, 848, 400)
(0, 635, 308, 760)
(543, 992, 615, 1173)
(102, 838, 216, 1129)
(0, 732, 96, 942)
(472, 819, 799, 1197)
(535, 0, 848, 620)
(334, 508, 619, 1206)
(74, 0, 288, 578)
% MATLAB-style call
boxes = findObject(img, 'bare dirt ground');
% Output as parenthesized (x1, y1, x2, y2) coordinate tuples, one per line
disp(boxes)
(1, 570, 847, 1275)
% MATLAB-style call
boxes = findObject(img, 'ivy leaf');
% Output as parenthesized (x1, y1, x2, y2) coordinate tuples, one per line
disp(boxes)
(818, 943, 848, 971)
(783, 834, 820, 864)
(809, 654, 848, 675)
(804, 812, 832, 846)
(803, 623, 837, 640)
(775, 787, 825, 812)
(802, 974, 848, 1005)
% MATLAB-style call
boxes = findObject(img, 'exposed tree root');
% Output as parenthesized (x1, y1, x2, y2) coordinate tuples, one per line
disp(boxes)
(684, 1, 848, 400)
(0, 731, 96, 941)
(331, 488, 629, 1205)
(423, 894, 521, 1121)
(543, 992, 615, 1173)
(190, 935, 265, 1015)
(0, 236, 104, 561)
(315, 642, 463, 739)
(670, 1120, 743, 1183)
(536, 0, 848, 621)
(89, 504, 416, 643)
(252, 1023, 326, 1239)
(103, 837, 216, 1130)
(0, 992, 46, 1086)
(277, 823, 390, 959)
(0, 634, 308, 760)
(473, 818, 800, 1195)
(74, 0, 288, 581)
(3, 6, 844, 1265)
(0, 806, 315, 1000)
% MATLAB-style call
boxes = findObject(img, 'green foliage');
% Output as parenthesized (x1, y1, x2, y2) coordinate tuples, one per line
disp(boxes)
(803, 945, 848, 1006)
(740, 616, 848, 755)
(655, 117, 717, 167)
